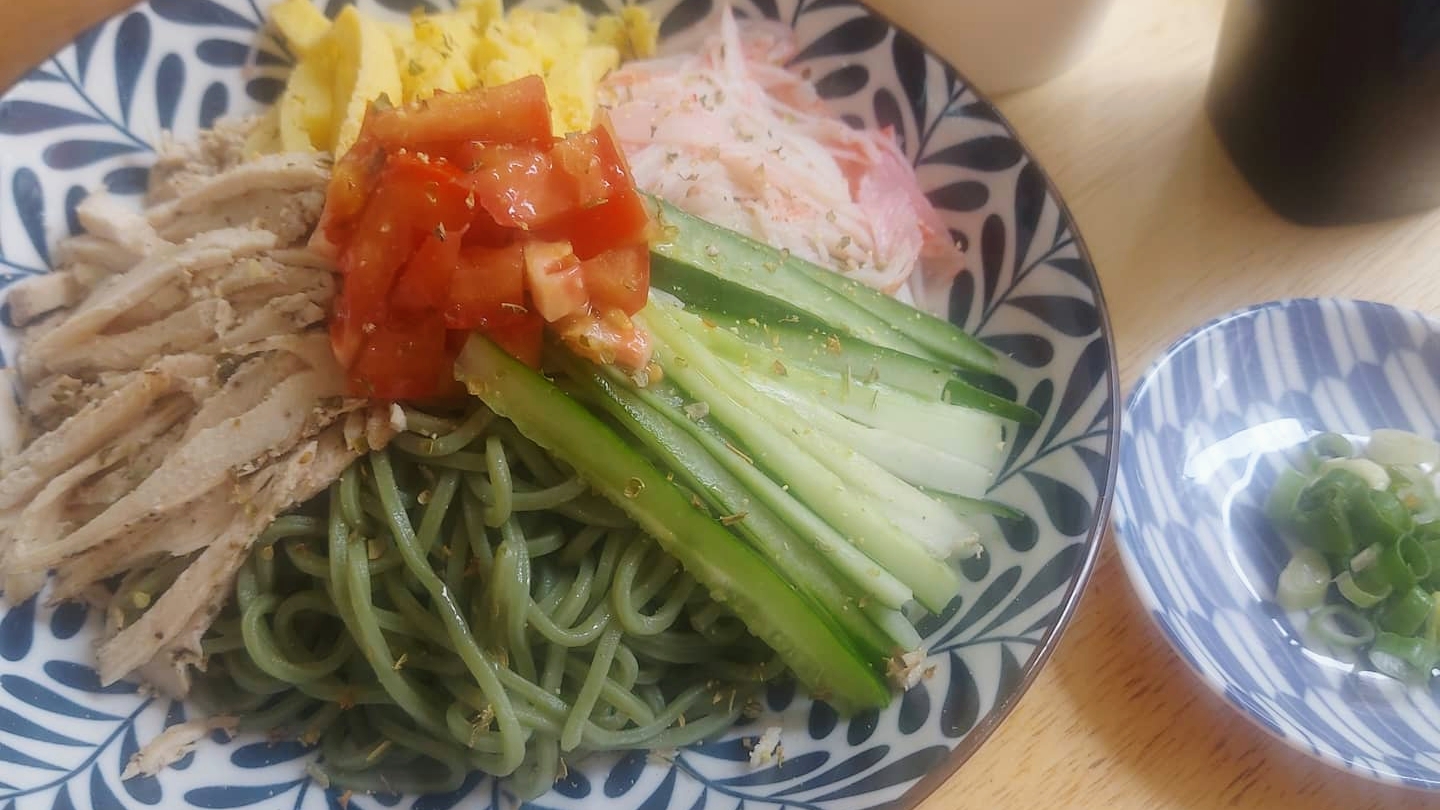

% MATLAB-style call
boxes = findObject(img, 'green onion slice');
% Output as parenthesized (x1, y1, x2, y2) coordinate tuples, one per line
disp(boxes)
(1369, 631, 1440, 682)
(1364, 428, 1440, 468)
(1378, 586, 1435, 637)
(1308, 432, 1355, 462)
(1276, 549, 1330, 612)
(1307, 605, 1376, 649)
(1335, 570, 1390, 609)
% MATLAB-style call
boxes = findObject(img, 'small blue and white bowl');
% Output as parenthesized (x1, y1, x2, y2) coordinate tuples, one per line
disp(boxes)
(1115, 297, 1440, 790)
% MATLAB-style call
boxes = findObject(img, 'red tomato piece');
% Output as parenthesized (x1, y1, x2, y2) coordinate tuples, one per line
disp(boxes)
(542, 187, 653, 259)
(391, 229, 464, 315)
(553, 113, 635, 209)
(367, 76, 556, 149)
(465, 144, 580, 230)
(319, 133, 385, 247)
(348, 316, 451, 400)
(579, 244, 649, 315)
(485, 313, 545, 369)
(523, 240, 588, 322)
(553, 307, 653, 371)
(445, 242, 529, 330)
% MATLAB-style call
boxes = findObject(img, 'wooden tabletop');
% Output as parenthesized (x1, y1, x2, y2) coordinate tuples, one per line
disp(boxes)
(6, 0, 1440, 808)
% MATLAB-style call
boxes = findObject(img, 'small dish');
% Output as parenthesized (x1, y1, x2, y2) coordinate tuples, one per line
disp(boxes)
(1114, 297, 1440, 790)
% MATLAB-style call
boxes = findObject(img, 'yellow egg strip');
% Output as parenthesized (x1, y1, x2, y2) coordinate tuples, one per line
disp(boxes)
(259, 0, 659, 157)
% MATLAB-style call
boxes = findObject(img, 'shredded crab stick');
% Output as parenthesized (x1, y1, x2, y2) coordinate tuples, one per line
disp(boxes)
(598, 8, 961, 298)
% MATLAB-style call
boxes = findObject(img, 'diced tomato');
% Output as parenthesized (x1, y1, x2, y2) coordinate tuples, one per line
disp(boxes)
(553, 113, 636, 208)
(333, 189, 422, 358)
(322, 78, 658, 395)
(319, 134, 385, 246)
(445, 243, 529, 330)
(579, 244, 649, 315)
(367, 77, 555, 149)
(523, 240, 588, 322)
(348, 316, 451, 400)
(465, 144, 580, 230)
(391, 229, 464, 315)
(553, 307, 653, 371)
(543, 187, 653, 259)
(486, 312, 545, 369)
(378, 153, 475, 235)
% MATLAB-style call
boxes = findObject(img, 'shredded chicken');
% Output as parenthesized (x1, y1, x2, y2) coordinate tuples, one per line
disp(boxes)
(121, 716, 238, 779)
(0, 130, 391, 692)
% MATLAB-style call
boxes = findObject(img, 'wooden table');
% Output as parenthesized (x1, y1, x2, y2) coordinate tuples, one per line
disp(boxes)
(6, 0, 1440, 808)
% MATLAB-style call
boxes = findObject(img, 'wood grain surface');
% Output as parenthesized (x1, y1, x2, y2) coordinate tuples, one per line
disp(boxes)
(5, 0, 1440, 808)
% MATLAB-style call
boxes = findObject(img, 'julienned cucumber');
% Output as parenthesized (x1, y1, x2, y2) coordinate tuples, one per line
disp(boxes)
(648, 196, 997, 374)
(455, 335, 891, 712)
(693, 310, 1040, 424)
(557, 351, 908, 657)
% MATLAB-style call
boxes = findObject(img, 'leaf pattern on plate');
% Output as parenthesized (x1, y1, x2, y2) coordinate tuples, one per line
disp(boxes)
(0, 1, 1115, 808)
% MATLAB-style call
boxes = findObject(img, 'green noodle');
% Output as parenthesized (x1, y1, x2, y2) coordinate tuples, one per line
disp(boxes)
(194, 404, 781, 799)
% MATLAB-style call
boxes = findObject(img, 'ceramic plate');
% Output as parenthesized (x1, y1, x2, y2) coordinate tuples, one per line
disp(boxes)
(1115, 298, 1440, 790)
(0, 2, 1118, 808)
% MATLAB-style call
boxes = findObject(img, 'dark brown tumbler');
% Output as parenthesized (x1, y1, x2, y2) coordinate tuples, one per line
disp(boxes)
(1207, 0, 1440, 225)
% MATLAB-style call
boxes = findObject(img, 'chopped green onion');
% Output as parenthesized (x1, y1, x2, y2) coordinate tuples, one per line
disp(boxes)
(1349, 543, 1381, 573)
(1378, 586, 1435, 636)
(1347, 488, 1413, 548)
(1377, 535, 1430, 589)
(1426, 594, 1440, 646)
(1307, 605, 1376, 648)
(1265, 468, 1310, 532)
(1276, 549, 1331, 611)
(1336, 570, 1391, 608)
(1318, 458, 1390, 491)
(1369, 631, 1440, 682)
(1309, 432, 1355, 461)
(1364, 428, 1440, 467)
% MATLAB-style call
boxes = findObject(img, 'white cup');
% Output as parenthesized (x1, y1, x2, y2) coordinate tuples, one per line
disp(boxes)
(868, 0, 1117, 96)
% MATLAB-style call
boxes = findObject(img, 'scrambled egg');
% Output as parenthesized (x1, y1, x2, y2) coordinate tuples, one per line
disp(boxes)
(260, 0, 658, 156)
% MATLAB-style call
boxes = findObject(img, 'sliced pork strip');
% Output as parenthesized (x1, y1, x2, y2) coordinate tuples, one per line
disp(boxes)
(105, 285, 194, 335)
(42, 299, 235, 376)
(146, 119, 254, 205)
(216, 294, 327, 348)
(51, 485, 236, 601)
(157, 188, 328, 247)
(5, 272, 84, 327)
(19, 372, 84, 428)
(97, 426, 360, 686)
(24, 228, 277, 372)
(53, 235, 142, 278)
(1, 393, 193, 596)
(0, 366, 177, 510)
(13, 368, 341, 575)
(0, 370, 23, 461)
(180, 352, 308, 444)
(68, 394, 198, 511)
(146, 153, 330, 231)
(76, 191, 166, 256)
(227, 332, 342, 374)
(194, 255, 333, 306)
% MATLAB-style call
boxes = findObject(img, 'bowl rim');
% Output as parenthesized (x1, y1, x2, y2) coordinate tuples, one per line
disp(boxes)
(1113, 295, 1440, 793)
(0, 1, 1124, 807)
(858, 7, 1121, 808)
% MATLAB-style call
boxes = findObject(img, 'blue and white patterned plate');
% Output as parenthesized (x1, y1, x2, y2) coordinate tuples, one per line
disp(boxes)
(0, 1, 1118, 808)
(1115, 297, 1440, 790)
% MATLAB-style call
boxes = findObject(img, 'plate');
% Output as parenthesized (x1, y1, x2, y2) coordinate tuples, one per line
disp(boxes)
(0, 2, 1118, 808)
(1114, 297, 1440, 790)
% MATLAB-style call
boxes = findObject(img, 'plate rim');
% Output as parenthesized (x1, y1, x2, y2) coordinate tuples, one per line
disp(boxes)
(0, 1, 1123, 807)
(1113, 295, 1440, 793)
(860, 7, 1120, 807)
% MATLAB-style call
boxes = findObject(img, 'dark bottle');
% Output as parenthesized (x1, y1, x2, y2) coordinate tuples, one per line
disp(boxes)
(1206, 0, 1440, 225)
